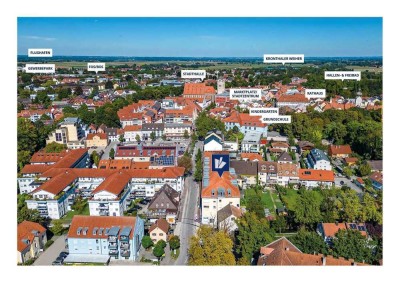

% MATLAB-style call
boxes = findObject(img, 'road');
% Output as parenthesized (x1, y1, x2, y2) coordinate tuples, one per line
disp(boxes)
(174, 141, 202, 265)
(101, 141, 119, 160)
(33, 235, 67, 266)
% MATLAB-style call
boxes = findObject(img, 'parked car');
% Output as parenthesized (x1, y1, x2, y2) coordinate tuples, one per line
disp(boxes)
(52, 259, 63, 265)
(59, 252, 69, 259)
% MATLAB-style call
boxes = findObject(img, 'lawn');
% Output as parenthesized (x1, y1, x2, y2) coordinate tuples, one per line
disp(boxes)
(280, 189, 299, 211)
(62, 203, 89, 221)
(261, 192, 275, 212)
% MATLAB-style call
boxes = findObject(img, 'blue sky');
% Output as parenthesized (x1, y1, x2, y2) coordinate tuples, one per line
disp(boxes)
(17, 17, 382, 57)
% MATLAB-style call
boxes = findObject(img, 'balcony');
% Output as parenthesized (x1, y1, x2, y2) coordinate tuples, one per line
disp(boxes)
(99, 210, 109, 216)
(109, 243, 118, 249)
(109, 249, 119, 256)
(121, 250, 130, 258)
(120, 242, 130, 249)
(108, 236, 118, 243)
(119, 236, 129, 242)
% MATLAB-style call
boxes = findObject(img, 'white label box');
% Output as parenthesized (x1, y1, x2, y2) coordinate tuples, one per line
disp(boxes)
(264, 54, 304, 65)
(229, 89, 262, 101)
(181, 70, 206, 80)
(249, 107, 280, 117)
(25, 64, 55, 74)
(305, 89, 326, 99)
(260, 115, 292, 124)
(324, 71, 361, 81)
(28, 48, 53, 57)
(88, 63, 105, 73)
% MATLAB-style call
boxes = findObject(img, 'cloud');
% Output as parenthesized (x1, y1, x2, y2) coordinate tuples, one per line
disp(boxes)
(22, 35, 56, 41)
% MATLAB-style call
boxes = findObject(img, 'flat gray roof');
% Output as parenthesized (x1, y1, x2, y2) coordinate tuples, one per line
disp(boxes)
(64, 254, 110, 263)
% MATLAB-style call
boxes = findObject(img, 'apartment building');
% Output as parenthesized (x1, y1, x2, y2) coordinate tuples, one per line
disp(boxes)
(66, 215, 144, 262)
(306, 149, 332, 171)
(17, 221, 47, 264)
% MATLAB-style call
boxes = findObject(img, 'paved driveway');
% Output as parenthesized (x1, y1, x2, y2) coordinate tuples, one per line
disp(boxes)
(33, 235, 67, 266)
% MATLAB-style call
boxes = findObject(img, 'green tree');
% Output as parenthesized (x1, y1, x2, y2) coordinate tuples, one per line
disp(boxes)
(178, 155, 193, 174)
(156, 239, 167, 249)
(105, 80, 114, 90)
(272, 215, 287, 233)
(293, 189, 322, 228)
(153, 243, 165, 260)
(109, 148, 115, 159)
(74, 86, 83, 96)
(235, 212, 274, 261)
(44, 142, 66, 153)
(150, 131, 156, 141)
(343, 166, 353, 178)
(91, 151, 100, 167)
(331, 229, 373, 264)
(169, 235, 180, 250)
(195, 111, 225, 140)
(358, 162, 372, 177)
(141, 236, 153, 250)
(119, 134, 125, 143)
(339, 189, 362, 222)
(360, 193, 382, 224)
(51, 220, 65, 235)
(188, 225, 235, 265)
(291, 228, 327, 255)
(135, 134, 141, 143)
(245, 189, 265, 219)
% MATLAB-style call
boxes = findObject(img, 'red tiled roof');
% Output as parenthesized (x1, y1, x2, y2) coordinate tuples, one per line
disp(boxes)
(67, 215, 137, 239)
(240, 153, 263, 162)
(370, 172, 383, 184)
(277, 94, 308, 103)
(21, 164, 53, 174)
(328, 145, 352, 156)
(86, 133, 107, 140)
(149, 218, 170, 233)
(299, 169, 334, 182)
(30, 150, 67, 164)
(123, 125, 142, 132)
(183, 83, 215, 95)
(52, 148, 88, 168)
(92, 171, 131, 196)
(322, 223, 347, 238)
(17, 221, 46, 252)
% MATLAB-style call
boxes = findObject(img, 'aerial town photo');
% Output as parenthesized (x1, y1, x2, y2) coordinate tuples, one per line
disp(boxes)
(16, 17, 383, 267)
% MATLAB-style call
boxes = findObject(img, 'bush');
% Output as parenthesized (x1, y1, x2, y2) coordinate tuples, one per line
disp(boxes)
(23, 258, 35, 265)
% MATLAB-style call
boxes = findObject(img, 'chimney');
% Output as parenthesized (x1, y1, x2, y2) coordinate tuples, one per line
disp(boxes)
(335, 221, 338, 226)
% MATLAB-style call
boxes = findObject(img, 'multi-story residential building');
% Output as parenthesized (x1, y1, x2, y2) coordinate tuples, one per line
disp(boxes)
(230, 160, 258, 189)
(241, 131, 262, 153)
(306, 149, 332, 171)
(46, 117, 86, 149)
(277, 163, 299, 186)
(204, 130, 224, 152)
(217, 204, 242, 234)
(123, 125, 143, 142)
(115, 145, 179, 167)
(141, 123, 164, 140)
(258, 161, 278, 185)
(24, 164, 184, 219)
(89, 172, 132, 216)
(223, 111, 268, 136)
(164, 123, 192, 140)
(201, 152, 240, 227)
(328, 144, 353, 158)
(117, 103, 144, 128)
(149, 218, 170, 243)
(85, 133, 108, 148)
(18, 109, 54, 122)
(66, 215, 144, 262)
(18, 149, 89, 194)
(298, 169, 335, 188)
(147, 184, 180, 224)
(17, 221, 47, 264)
(104, 127, 120, 142)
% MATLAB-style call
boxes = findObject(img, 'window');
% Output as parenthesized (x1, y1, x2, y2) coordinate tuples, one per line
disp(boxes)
(152, 233, 156, 236)
(159, 233, 163, 236)
(55, 133, 62, 142)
